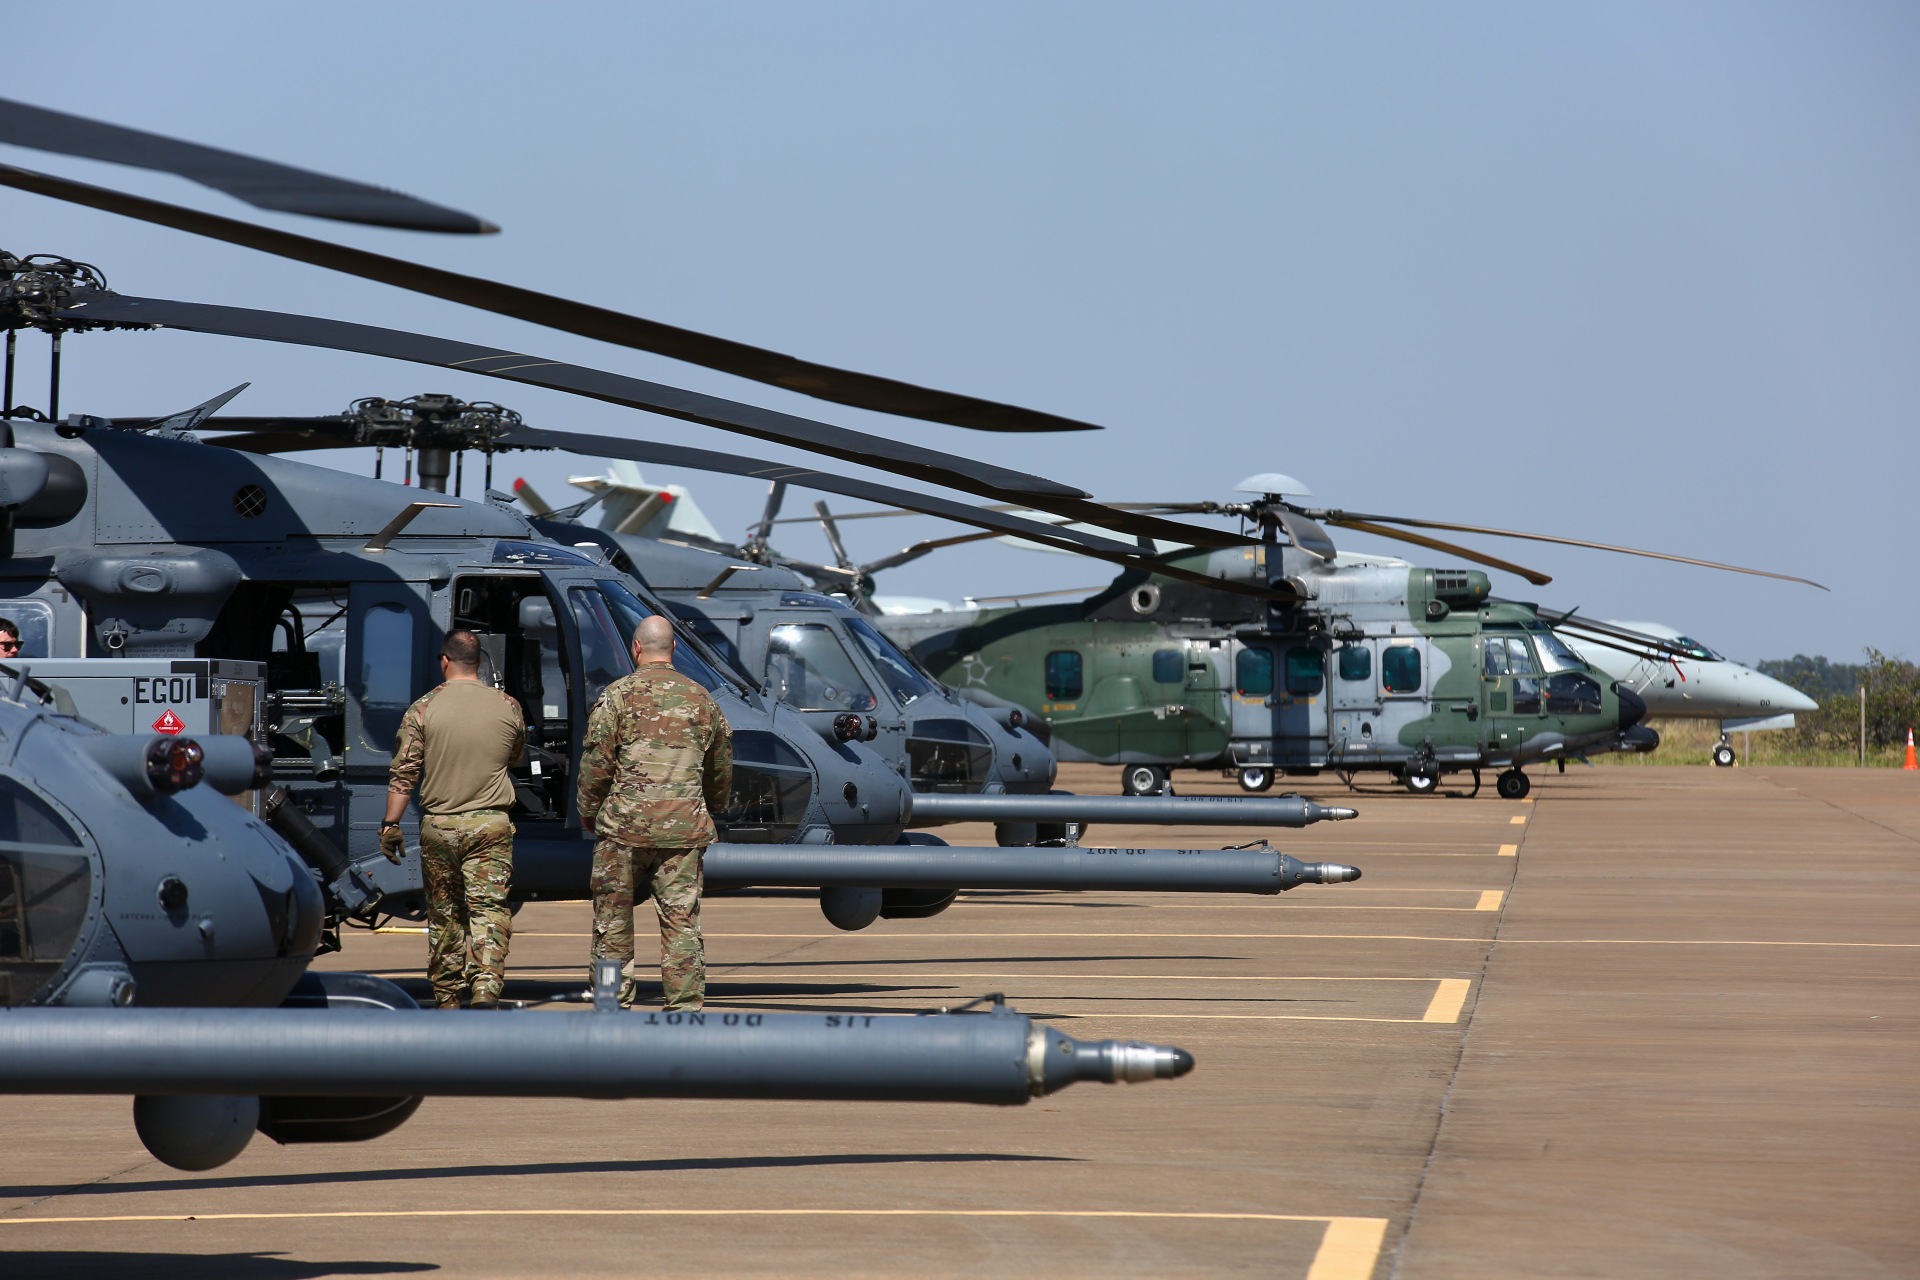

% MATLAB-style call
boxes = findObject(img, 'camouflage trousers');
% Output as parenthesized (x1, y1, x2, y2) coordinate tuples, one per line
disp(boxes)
(420, 810, 515, 1008)
(589, 839, 704, 1010)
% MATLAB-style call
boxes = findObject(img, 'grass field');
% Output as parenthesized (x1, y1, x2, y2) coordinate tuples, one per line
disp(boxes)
(1591, 717, 1916, 768)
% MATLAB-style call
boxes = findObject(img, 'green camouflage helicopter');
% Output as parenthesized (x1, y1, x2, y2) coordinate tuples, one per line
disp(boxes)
(865, 475, 1821, 800)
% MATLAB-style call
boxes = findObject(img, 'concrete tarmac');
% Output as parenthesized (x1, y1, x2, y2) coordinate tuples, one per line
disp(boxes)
(1, 764, 1913, 1277)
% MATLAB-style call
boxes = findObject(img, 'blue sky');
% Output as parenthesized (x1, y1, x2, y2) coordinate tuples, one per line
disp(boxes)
(5, 3, 1913, 662)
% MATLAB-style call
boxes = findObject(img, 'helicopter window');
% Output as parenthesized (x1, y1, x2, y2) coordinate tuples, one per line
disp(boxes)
(594, 581, 729, 693)
(1383, 645, 1422, 694)
(1235, 648, 1273, 698)
(1046, 650, 1084, 701)
(1151, 650, 1183, 684)
(1545, 673, 1604, 716)
(1513, 676, 1542, 715)
(1534, 628, 1586, 673)
(568, 588, 636, 708)
(357, 603, 416, 743)
(721, 730, 815, 843)
(0, 601, 55, 659)
(1498, 637, 1539, 677)
(1284, 648, 1325, 696)
(0, 777, 90, 1007)
(1338, 645, 1372, 682)
(766, 624, 878, 712)
(844, 614, 941, 705)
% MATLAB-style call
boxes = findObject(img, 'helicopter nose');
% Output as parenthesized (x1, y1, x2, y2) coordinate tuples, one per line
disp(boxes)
(1615, 683, 1648, 730)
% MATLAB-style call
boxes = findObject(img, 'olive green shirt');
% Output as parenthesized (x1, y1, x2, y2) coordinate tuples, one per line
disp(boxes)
(389, 680, 528, 815)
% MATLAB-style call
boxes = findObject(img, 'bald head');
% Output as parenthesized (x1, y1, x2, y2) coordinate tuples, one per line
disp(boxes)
(634, 614, 677, 665)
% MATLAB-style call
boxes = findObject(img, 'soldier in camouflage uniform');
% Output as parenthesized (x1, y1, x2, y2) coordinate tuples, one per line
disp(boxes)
(382, 629, 528, 1009)
(578, 613, 732, 1011)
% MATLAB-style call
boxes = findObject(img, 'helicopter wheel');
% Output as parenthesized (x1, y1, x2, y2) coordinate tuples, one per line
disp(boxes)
(1712, 742, 1737, 768)
(1121, 763, 1169, 796)
(1402, 769, 1439, 796)
(1237, 767, 1274, 793)
(1496, 769, 1531, 800)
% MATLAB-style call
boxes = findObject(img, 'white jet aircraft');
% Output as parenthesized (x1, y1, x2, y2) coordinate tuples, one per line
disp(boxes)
(1551, 619, 1817, 766)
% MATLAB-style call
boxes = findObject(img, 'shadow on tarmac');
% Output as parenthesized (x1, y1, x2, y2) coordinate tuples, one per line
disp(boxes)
(0, 1152, 1071, 1200)
(0, 1255, 436, 1279)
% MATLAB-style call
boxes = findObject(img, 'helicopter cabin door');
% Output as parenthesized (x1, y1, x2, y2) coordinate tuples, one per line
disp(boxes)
(1230, 639, 1328, 769)
(1329, 640, 1384, 763)
(1480, 626, 1545, 759)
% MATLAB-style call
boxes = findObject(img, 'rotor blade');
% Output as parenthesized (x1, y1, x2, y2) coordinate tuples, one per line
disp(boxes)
(813, 500, 854, 570)
(57, 290, 1247, 551)
(862, 530, 1002, 575)
(1530, 608, 1697, 660)
(752, 482, 788, 546)
(0, 163, 1100, 434)
(1274, 509, 1338, 561)
(0, 100, 494, 233)
(486, 424, 1284, 602)
(1324, 517, 1554, 586)
(512, 477, 555, 517)
(1318, 509, 1827, 591)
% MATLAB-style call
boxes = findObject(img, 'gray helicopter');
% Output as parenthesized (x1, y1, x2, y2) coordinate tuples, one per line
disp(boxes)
(0, 94, 1202, 1174)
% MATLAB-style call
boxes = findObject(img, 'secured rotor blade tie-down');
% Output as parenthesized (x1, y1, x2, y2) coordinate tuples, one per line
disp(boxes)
(907, 793, 1358, 828)
(0, 1005, 1192, 1102)
(704, 844, 1359, 894)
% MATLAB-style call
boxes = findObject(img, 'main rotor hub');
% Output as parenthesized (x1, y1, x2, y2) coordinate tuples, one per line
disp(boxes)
(0, 253, 147, 333)
(343, 393, 522, 453)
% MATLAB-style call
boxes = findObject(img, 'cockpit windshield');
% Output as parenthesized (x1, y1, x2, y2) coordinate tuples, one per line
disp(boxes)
(843, 614, 939, 705)
(595, 580, 731, 692)
(767, 623, 878, 712)
(1532, 627, 1587, 673)
(1670, 635, 1721, 662)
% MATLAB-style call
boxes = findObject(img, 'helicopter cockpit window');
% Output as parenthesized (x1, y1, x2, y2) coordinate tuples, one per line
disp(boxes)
(0, 601, 55, 659)
(1544, 672, 1604, 716)
(0, 777, 90, 1007)
(1488, 636, 1539, 678)
(568, 588, 635, 709)
(1284, 647, 1325, 696)
(594, 581, 729, 693)
(1533, 628, 1586, 673)
(1151, 650, 1183, 684)
(1383, 645, 1422, 694)
(844, 614, 941, 705)
(1337, 645, 1372, 682)
(492, 540, 599, 568)
(1235, 648, 1273, 698)
(1046, 650, 1084, 701)
(767, 624, 877, 712)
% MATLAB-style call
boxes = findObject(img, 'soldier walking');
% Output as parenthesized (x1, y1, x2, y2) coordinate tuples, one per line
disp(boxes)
(381, 629, 527, 1009)
(578, 614, 732, 1011)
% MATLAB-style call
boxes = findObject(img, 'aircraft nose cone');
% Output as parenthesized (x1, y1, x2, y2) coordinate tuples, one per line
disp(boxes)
(1616, 683, 1648, 730)
(1769, 677, 1820, 714)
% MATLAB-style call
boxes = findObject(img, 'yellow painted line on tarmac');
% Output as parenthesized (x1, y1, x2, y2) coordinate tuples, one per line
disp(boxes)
(729, 971, 1450, 983)
(1422, 978, 1472, 1023)
(372, 927, 428, 934)
(1498, 843, 1518, 857)
(0, 1208, 1391, 1278)
(1475, 890, 1504, 911)
(1509, 815, 1528, 825)
(518, 931, 1498, 942)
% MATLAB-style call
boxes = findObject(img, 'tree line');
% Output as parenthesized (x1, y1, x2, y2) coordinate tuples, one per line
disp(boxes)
(1759, 649, 1920, 753)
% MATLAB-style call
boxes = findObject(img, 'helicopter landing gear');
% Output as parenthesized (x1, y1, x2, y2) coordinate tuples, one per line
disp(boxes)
(1237, 766, 1274, 793)
(1496, 769, 1531, 800)
(1402, 768, 1439, 795)
(1121, 763, 1170, 796)
(1712, 737, 1737, 768)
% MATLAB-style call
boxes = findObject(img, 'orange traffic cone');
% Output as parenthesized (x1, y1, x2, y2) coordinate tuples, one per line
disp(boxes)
(1905, 728, 1918, 771)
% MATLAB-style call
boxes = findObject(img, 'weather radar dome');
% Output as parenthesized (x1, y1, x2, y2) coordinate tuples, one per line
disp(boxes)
(1233, 473, 1313, 498)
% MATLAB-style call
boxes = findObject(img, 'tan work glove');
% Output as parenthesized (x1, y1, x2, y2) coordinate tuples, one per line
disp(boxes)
(378, 823, 406, 864)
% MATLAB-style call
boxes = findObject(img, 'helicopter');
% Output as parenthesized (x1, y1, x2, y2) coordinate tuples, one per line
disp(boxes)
(853, 473, 1822, 800)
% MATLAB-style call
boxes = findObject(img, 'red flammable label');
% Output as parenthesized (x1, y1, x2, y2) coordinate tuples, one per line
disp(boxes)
(152, 709, 185, 735)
